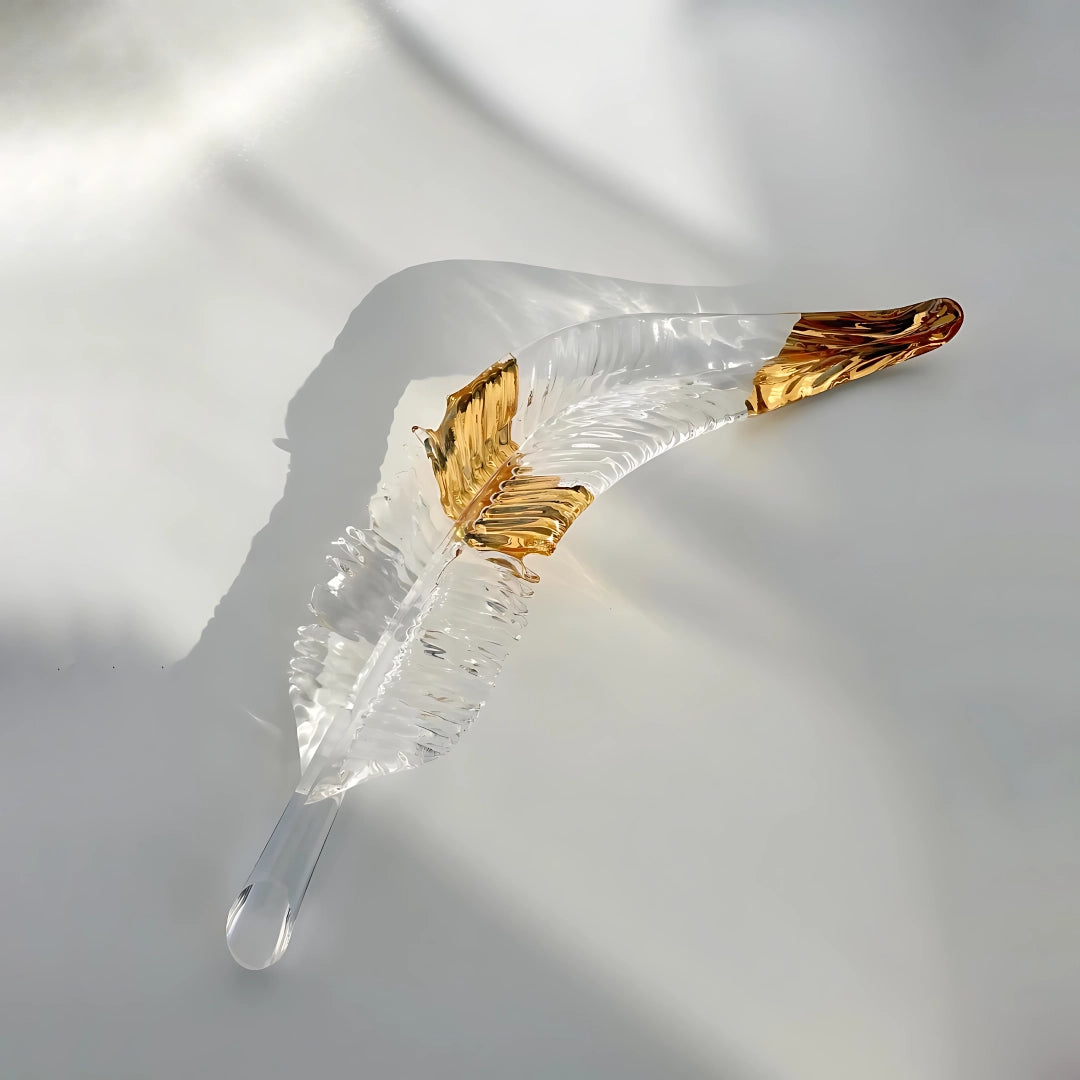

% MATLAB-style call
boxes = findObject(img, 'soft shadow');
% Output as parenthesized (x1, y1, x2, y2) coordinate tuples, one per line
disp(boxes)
(361, 2, 745, 275)
(182, 260, 748, 745)
(1, 633, 765, 1080)
(174, 259, 776, 1080)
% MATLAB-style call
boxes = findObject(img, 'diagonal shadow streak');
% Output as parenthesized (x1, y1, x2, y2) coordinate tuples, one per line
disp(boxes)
(182, 260, 748, 742)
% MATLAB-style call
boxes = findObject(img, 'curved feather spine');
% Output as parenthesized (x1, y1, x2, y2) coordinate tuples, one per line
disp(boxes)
(230, 299, 963, 969)
(294, 311, 796, 800)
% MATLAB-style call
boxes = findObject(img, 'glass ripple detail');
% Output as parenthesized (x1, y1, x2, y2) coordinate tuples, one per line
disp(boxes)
(226, 298, 964, 969)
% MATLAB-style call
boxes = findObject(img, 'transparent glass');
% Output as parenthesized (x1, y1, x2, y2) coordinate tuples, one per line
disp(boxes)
(225, 300, 961, 967)
(226, 793, 341, 969)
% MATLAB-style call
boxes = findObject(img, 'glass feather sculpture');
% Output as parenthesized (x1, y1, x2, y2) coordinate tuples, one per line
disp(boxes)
(226, 298, 964, 969)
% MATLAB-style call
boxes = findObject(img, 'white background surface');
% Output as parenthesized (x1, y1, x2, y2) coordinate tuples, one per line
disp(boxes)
(2, 2, 1078, 1078)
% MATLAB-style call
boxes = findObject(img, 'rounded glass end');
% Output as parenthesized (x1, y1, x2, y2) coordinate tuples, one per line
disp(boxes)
(225, 881, 293, 970)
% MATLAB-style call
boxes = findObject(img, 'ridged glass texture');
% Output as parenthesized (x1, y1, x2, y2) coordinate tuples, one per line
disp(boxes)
(228, 310, 795, 968)
(291, 312, 795, 799)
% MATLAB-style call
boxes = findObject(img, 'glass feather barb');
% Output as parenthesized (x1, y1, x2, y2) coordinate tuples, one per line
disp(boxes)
(226, 298, 964, 969)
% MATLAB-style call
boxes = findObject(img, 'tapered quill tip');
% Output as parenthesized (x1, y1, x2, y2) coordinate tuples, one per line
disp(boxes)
(226, 881, 294, 970)
(746, 297, 965, 414)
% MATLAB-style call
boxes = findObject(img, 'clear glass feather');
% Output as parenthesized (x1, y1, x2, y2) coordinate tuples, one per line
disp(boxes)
(226, 299, 962, 969)
(291, 313, 794, 801)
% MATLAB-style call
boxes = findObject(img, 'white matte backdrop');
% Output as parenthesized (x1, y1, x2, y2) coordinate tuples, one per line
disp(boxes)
(1, 3, 1077, 1079)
